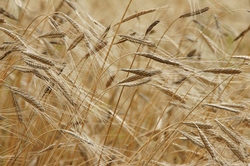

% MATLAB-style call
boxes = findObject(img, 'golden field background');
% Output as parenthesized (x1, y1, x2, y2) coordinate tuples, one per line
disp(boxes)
(0, 0, 250, 165)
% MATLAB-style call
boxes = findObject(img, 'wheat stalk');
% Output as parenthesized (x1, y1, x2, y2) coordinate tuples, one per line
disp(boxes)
(183, 122, 213, 129)
(113, 8, 157, 26)
(22, 50, 55, 66)
(23, 58, 50, 70)
(0, 27, 26, 47)
(203, 103, 240, 113)
(179, 7, 209, 18)
(119, 35, 156, 47)
(215, 120, 242, 144)
(118, 77, 152, 87)
(134, 52, 181, 66)
(6, 85, 45, 112)
(153, 84, 186, 103)
(179, 131, 205, 148)
(220, 136, 246, 163)
(203, 68, 241, 74)
(121, 68, 162, 77)
(38, 31, 66, 38)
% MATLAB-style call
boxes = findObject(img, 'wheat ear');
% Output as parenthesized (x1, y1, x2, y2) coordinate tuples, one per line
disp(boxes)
(179, 7, 209, 18)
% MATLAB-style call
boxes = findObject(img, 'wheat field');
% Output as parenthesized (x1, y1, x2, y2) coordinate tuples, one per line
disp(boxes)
(0, 0, 250, 165)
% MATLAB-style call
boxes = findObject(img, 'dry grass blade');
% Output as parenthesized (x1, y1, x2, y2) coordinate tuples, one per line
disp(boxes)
(119, 35, 156, 47)
(121, 68, 162, 77)
(203, 103, 240, 113)
(183, 122, 213, 129)
(119, 75, 145, 84)
(6, 85, 45, 112)
(135, 52, 181, 66)
(0, 27, 26, 47)
(153, 84, 185, 103)
(203, 68, 241, 74)
(234, 25, 250, 41)
(179, 7, 209, 18)
(220, 136, 246, 163)
(37, 142, 64, 154)
(118, 77, 152, 87)
(196, 126, 216, 160)
(11, 93, 23, 123)
(0, 7, 18, 21)
(38, 31, 66, 38)
(23, 58, 50, 70)
(179, 131, 205, 148)
(113, 8, 156, 26)
(145, 20, 160, 36)
(194, 75, 217, 86)
(67, 33, 86, 51)
(22, 51, 55, 66)
(220, 103, 246, 110)
(215, 120, 242, 144)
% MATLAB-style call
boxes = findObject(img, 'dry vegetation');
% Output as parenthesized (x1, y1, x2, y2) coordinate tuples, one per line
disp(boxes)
(0, 0, 250, 165)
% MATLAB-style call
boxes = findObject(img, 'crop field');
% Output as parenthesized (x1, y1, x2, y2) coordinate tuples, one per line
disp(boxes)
(0, 0, 250, 165)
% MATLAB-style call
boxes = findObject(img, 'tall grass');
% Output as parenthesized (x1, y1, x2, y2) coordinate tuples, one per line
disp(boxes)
(0, 0, 250, 165)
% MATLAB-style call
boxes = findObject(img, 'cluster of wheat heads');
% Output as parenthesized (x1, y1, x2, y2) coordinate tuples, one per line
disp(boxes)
(0, 0, 250, 165)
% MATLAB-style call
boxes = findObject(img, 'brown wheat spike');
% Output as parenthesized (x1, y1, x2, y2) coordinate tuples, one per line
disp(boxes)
(106, 74, 116, 88)
(215, 120, 242, 144)
(0, 50, 16, 60)
(6, 85, 45, 112)
(234, 25, 250, 41)
(22, 50, 55, 66)
(38, 31, 66, 38)
(183, 122, 213, 129)
(203, 103, 240, 114)
(220, 136, 246, 163)
(145, 20, 160, 36)
(179, 131, 205, 148)
(187, 49, 197, 57)
(0, 18, 5, 23)
(0, 7, 18, 21)
(135, 52, 181, 66)
(203, 68, 241, 74)
(101, 25, 111, 39)
(67, 33, 86, 51)
(153, 84, 185, 103)
(0, 27, 26, 47)
(11, 92, 23, 123)
(113, 8, 156, 26)
(23, 58, 50, 70)
(232, 55, 250, 61)
(196, 126, 216, 160)
(61, 130, 94, 146)
(118, 77, 152, 87)
(119, 35, 156, 47)
(119, 75, 145, 84)
(121, 68, 162, 77)
(61, 13, 81, 32)
(0, 43, 20, 51)
(179, 7, 209, 18)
